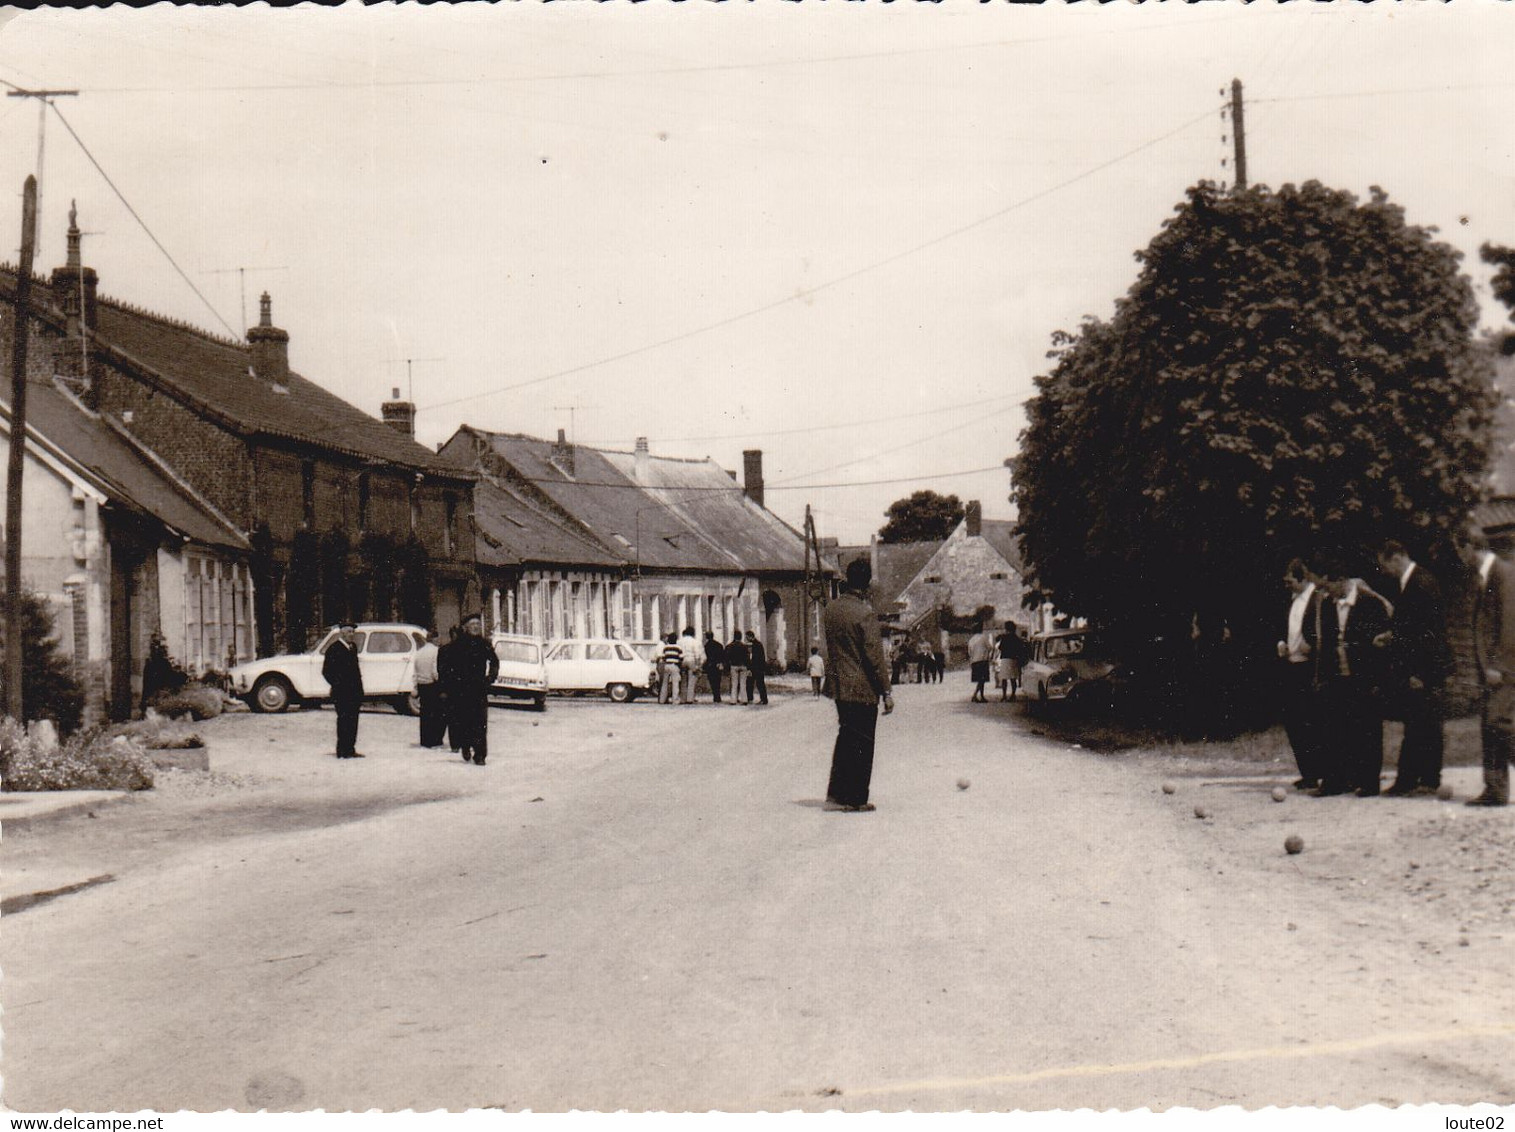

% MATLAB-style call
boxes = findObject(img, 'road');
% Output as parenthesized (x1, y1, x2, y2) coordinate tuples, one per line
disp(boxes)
(4, 681, 1514, 1112)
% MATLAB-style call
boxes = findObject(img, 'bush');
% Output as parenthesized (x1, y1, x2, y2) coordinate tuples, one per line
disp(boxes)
(0, 718, 154, 792)
(0, 589, 86, 737)
(148, 682, 225, 721)
(108, 712, 204, 750)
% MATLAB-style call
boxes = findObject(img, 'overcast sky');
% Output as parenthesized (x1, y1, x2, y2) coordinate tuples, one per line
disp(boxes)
(0, 3, 1511, 545)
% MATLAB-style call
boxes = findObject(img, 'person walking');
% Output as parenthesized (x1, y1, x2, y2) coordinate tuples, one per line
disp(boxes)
(702, 630, 726, 703)
(678, 626, 702, 705)
(321, 621, 365, 759)
(1461, 525, 1514, 807)
(807, 646, 825, 697)
(415, 627, 444, 748)
(726, 631, 749, 705)
(448, 613, 499, 765)
(994, 622, 1026, 701)
(822, 558, 894, 812)
(746, 630, 769, 705)
(967, 626, 993, 703)
(437, 626, 462, 753)
(659, 632, 683, 704)
(1311, 554, 1393, 797)
(1377, 540, 1454, 796)
(1276, 557, 1324, 791)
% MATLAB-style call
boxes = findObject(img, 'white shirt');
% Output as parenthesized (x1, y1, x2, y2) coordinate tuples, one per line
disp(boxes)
(807, 653, 825, 678)
(414, 641, 439, 684)
(1400, 561, 1417, 590)
(1286, 582, 1315, 661)
(678, 634, 702, 669)
(1481, 551, 1496, 586)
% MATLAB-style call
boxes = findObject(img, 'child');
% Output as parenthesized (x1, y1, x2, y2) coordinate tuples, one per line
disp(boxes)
(807, 646, 826, 697)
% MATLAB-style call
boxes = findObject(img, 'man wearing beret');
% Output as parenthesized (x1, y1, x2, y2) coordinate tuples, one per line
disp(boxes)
(321, 621, 365, 759)
(448, 613, 500, 765)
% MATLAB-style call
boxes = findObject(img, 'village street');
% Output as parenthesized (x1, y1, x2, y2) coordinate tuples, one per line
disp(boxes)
(3, 682, 1514, 1113)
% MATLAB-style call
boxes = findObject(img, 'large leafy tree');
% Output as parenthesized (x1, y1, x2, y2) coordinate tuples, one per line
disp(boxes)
(1015, 180, 1495, 658)
(879, 490, 965, 544)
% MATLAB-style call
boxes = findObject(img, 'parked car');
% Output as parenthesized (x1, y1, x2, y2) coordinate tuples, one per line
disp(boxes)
(490, 633, 549, 711)
(542, 638, 656, 702)
(1022, 628, 1125, 706)
(229, 623, 429, 714)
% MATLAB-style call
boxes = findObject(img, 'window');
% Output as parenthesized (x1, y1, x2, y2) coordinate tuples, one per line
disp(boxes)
(366, 631, 411, 654)
(587, 643, 614, 661)
(990, 572, 1008, 581)
(320, 630, 366, 654)
(925, 575, 942, 584)
(411, 632, 428, 649)
(615, 644, 634, 662)
(548, 642, 581, 662)
(495, 640, 541, 664)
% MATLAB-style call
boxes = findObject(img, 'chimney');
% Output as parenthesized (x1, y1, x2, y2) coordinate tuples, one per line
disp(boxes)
(246, 291, 290, 385)
(965, 500, 982, 538)
(634, 436, 650, 482)
(381, 387, 416, 438)
(51, 201, 99, 334)
(552, 427, 575, 476)
(742, 449, 764, 508)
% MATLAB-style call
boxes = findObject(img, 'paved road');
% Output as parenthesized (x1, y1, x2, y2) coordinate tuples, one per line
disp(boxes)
(4, 683, 1514, 1111)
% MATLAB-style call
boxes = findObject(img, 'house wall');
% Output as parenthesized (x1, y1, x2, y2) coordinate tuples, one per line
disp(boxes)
(897, 528, 1031, 635)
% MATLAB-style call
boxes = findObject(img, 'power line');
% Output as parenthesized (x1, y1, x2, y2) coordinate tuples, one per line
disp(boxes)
(490, 463, 1010, 494)
(419, 106, 1219, 416)
(48, 102, 238, 339)
(1250, 80, 1515, 106)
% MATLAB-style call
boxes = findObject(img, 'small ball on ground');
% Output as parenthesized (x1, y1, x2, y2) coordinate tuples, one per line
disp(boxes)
(1271, 786, 1287, 803)
(1436, 784, 1454, 801)
(1162, 781, 1177, 795)
(1193, 804, 1210, 820)
(956, 778, 970, 791)
(1284, 834, 1304, 855)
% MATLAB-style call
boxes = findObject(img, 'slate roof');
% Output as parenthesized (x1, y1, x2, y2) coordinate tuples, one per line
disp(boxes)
(0, 269, 467, 478)
(978, 519, 1024, 574)
(6, 377, 248, 551)
(471, 476, 626, 570)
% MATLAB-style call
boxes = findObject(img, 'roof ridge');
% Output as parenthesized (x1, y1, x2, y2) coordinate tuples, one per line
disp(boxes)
(96, 290, 248, 351)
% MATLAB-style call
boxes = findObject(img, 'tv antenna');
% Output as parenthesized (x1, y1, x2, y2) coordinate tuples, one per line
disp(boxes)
(203, 265, 289, 333)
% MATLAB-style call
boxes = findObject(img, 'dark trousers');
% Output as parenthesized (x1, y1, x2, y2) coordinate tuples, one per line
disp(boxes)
(1281, 661, 1320, 784)
(811, 676, 822, 696)
(706, 666, 723, 703)
(1319, 679, 1382, 791)
(1390, 685, 1444, 790)
(450, 690, 489, 759)
(418, 682, 446, 747)
(826, 700, 879, 807)
(334, 694, 361, 757)
(1480, 696, 1513, 802)
(750, 668, 768, 704)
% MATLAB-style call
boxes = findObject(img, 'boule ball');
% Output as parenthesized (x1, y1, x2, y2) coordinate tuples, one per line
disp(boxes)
(956, 778, 970, 791)
(1284, 834, 1305, 855)
(1161, 781, 1177, 795)
(1271, 786, 1287, 803)
(1436, 784, 1454, 801)
(1193, 804, 1210, 820)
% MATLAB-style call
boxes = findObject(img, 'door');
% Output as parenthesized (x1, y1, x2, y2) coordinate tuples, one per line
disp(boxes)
(361, 629, 415, 695)
(544, 640, 584, 690)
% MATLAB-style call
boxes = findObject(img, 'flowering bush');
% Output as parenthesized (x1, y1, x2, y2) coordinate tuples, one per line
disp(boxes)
(0, 718, 155, 792)
(149, 682, 225, 721)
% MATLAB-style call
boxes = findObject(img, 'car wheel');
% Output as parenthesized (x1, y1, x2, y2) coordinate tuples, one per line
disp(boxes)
(533, 694, 547, 712)
(396, 692, 419, 716)
(607, 682, 632, 703)
(252, 675, 294, 713)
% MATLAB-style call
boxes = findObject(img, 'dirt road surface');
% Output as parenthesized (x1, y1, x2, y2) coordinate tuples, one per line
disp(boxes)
(3, 682, 1513, 1112)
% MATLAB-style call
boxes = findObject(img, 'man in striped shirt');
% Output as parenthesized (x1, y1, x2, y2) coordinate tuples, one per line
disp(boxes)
(659, 633, 683, 704)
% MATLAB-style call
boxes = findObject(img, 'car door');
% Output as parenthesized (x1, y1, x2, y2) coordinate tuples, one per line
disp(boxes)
(361, 629, 415, 695)
(544, 641, 583, 690)
(315, 629, 366, 697)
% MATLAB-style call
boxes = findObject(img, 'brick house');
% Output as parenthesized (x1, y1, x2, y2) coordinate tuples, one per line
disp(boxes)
(440, 428, 829, 668)
(0, 206, 479, 661)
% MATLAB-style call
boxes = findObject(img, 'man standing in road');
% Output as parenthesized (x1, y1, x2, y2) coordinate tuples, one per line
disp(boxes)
(702, 630, 726, 703)
(967, 625, 993, 703)
(448, 613, 500, 765)
(322, 621, 364, 760)
(745, 630, 769, 705)
(415, 628, 444, 749)
(1277, 557, 1324, 791)
(659, 633, 683, 705)
(1461, 524, 1513, 807)
(678, 626, 702, 705)
(822, 558, 894, 813)
(1311, 553, 1393, 797)
(1377, 540, 1454, 796)
(726, 631, 749, 705)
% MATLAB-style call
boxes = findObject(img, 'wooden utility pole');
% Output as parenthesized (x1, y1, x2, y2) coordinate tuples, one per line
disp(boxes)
(6, 176, 37, 720)
(1230, 78, 1248, 191)
(6, 88, 78, 243)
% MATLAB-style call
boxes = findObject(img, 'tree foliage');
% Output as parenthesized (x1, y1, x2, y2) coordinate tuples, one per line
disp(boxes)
(1015, 180, 1495, 658)
(0, 588, 85, 737)
(879, 490, 965, 544)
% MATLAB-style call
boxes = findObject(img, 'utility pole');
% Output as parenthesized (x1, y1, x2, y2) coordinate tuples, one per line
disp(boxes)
(6, 176, 37, 720)
(6, 88, 78, 246)
(1230, 78, 1247, 192)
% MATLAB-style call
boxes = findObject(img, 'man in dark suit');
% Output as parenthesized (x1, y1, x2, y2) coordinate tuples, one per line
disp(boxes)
(745, 630, 769, 705)
(321, 621, 365, 760)
(822, 558, 894, 812)
(1276, 557, 1324, 790)
(448, 613, 500, 766)
(1311, 552, 1393, 797)
(702, 631, 725, 703)
(1460, 525, 1513, 807)
(1377, 540, 1454, 796)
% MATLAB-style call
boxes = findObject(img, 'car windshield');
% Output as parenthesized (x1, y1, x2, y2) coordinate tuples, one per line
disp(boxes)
(495, 640, 541, 664)
(1045, 635, 1086, 658)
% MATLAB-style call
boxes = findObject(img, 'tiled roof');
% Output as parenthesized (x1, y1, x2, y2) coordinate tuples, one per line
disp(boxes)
(471, 476, 626, 570)
(872, 541, 943, 610)
(978, 519, 1024, 573)
(7, 378, 247, 551)
(0, 269, 467, 478)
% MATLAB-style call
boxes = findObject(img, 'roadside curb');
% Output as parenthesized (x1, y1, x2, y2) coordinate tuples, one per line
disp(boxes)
(0, 789, 134, 829)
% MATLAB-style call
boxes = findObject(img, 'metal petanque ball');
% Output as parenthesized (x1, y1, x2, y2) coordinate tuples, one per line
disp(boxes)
(1162, 782, 1177, 795)
(1193, 804, 1210, 820)
(1437, 784, 1454, 801)
(1271, 786, 1287, 803)
(957, 778, 971, 791)
(1284, 834, 1305, 855)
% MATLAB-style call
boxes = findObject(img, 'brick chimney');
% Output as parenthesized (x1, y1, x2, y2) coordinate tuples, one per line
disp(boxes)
(247, 292, 290, 385)
(552, 428, 575, 476)
(965, 500, 982, 538)
(742, 449, 764, 507)
(50, 201, 98, 333)
(381, 387, 416, 437)
(634, 436, 650, 482)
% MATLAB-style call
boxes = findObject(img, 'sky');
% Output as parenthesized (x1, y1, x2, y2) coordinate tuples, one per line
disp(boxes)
(0, 3, 1512, 545)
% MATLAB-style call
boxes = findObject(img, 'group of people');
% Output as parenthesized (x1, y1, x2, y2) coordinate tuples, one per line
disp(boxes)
(966, 623, 1031, 703)
(889, 637, 945, 685)
(655, 627, 771, 706)
(1278, 532, 1509, 807)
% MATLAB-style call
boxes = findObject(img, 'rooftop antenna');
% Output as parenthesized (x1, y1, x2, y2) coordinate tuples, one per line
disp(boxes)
(403, 357, 445, 403)
(552, 403, 596, 444)
(203, 265, 289, 333)
(7, 86, 77, 248)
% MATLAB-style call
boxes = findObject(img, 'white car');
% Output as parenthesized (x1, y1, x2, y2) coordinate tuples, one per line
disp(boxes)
(543, 638, 655, 702)
(491, 633, 549, 711)
(230, 623, 429, 714)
